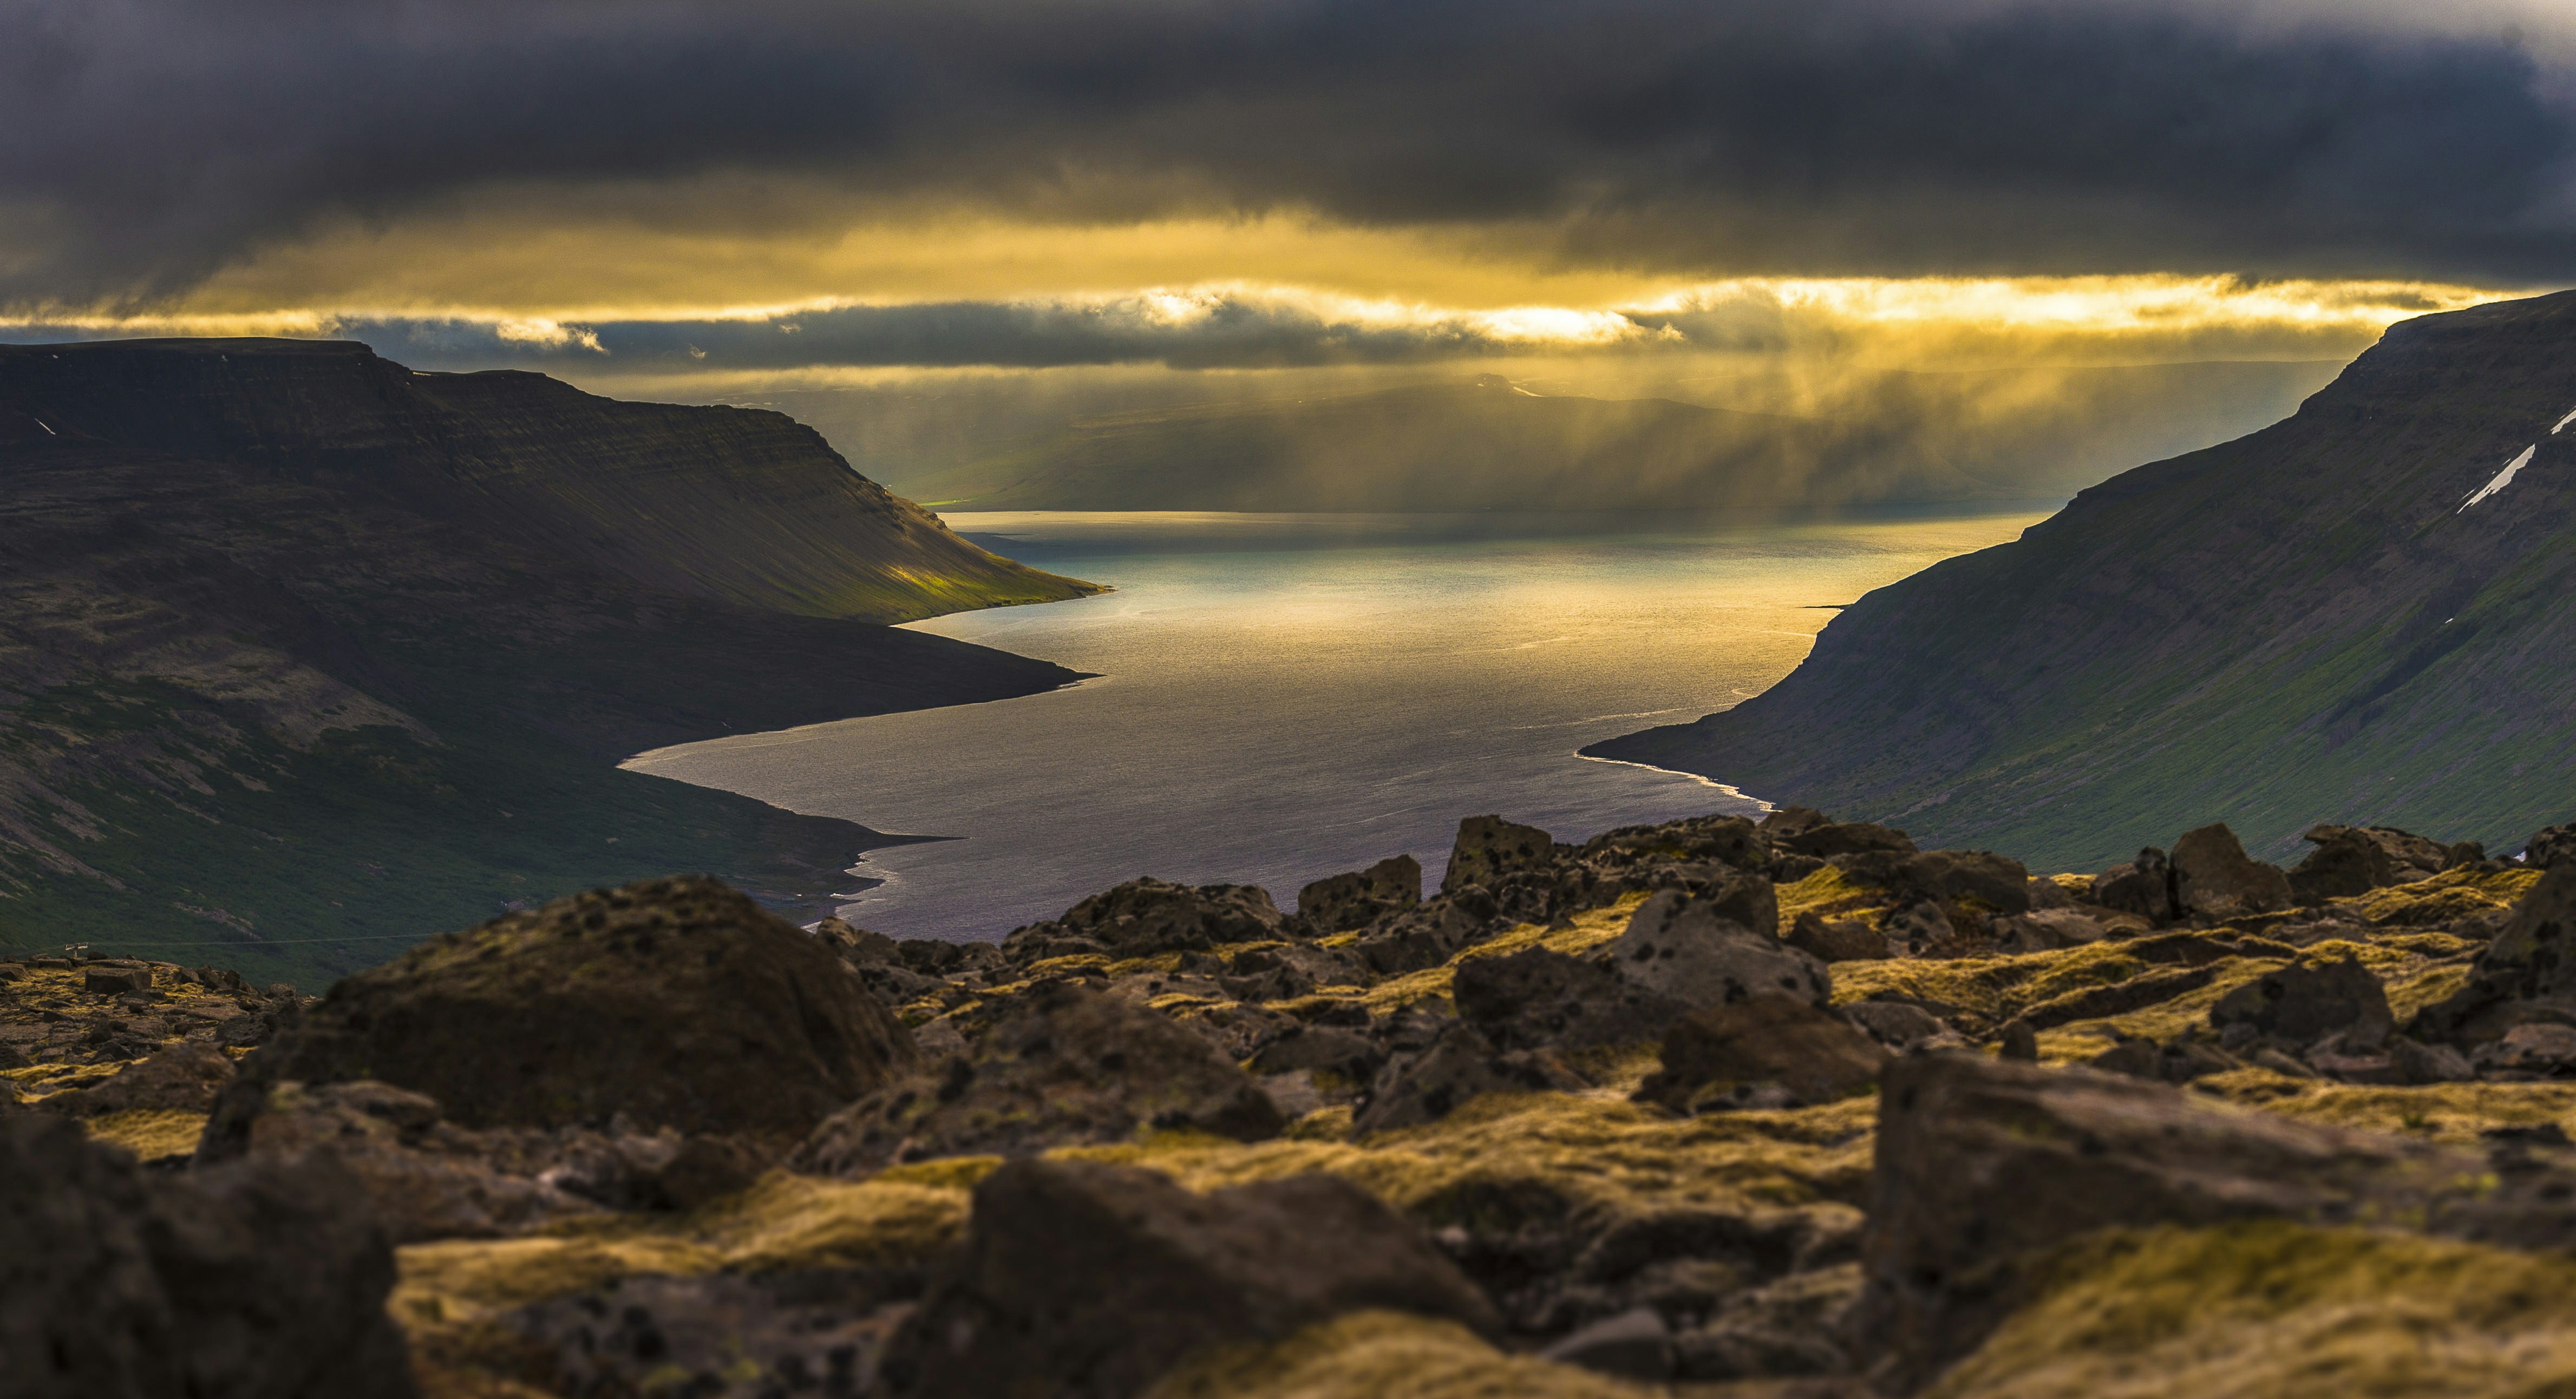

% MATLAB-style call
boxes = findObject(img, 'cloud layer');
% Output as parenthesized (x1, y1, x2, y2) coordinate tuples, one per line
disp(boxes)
(5, 0, 2576, 312)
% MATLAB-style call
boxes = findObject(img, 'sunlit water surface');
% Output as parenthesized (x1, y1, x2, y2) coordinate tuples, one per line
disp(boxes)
(626, 511, 2041, 940)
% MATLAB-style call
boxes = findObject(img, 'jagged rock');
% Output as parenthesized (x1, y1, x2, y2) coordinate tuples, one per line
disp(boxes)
(795, 982, 1282, 1175)
(204, 877, 918, 1156)
(31, 1042, 234, 1119)
(0, 1112, 416, 1398)
(1298, 854, 1423, 933)
(83, 966, 152, 997)
(2025, 875, 2075, 910)
(225, 1081, 594, 1241)
(1580, 814, 1769, 876)
(2169, 823, 2292, 919)
(1352, 1024, 1588, 1133)
(813, 916, 903, 966)
(1989, 907, 2108, 953)
(1442, 815, 1559, 895)
(2089, 846, 2174, 920)
(879, 1159, 1500, 1398)
(1349, 890, 1500, 975)
(1895, 850, 2031, 914)
(1450, 948, 1691, 1053)
(2527, 823, 2576, 872)
(1776, 822, 1916, 860)
(1758, 806, 1830, 839)
(1842, 1001, 1950, 1050)
(1637, 998, 1887, 1113)
(897, 938, 1001, 977)
(1605, 888, 1828, 1009)
(1850, 1052, 2532, 1390)
(2209, 956, 2392, 1052)
(515, 1269, 921, 1399)
(1784, 910, 1890, 963)
(1002, 877, 1290, 962)
(2412, 866, 2576, 1044)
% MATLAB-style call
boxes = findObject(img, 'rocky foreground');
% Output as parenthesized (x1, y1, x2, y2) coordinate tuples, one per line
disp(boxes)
(14, 809, 2576, 1397)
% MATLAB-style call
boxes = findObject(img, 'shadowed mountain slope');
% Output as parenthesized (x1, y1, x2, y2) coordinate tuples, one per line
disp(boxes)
(1587, 290, 2576, 870)
(0, 340, 1094, 985)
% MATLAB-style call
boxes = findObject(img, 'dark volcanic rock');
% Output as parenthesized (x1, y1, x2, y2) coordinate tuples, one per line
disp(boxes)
(1297, 855, 1423, 934)
(1852, 1052, 2501, 1390)
(2169, 823, 2293, 920)
(1784, 911, 1891, 963)
(2528, 823, 2576, 873)
(31, 1042, 235, 1120)
(2089, 847, 2175, 921)
(1442, 814, 1560, 895)
(794, 983, 1282, 1175)
(1349, 890, 1501, 975)
(1606, 888, 1829, 1009)
(515, 1269, 921, 1399)
(1, 1112, 415, 1398)
(1450, 948, 1691, 1053)
(204, 876, 918, 1154)
(1352, 1024, 1589, 1134)
(2413, 866, 2576, 1044)
(2209, 956, 2394, 1050)
(1894, 850, 2032, 914)
(1002, 877, 1290, 962)
(1636, 999, 1888, 1113)
(881, 1159, 1500, 1398)
(1776, 821, 1917, 860)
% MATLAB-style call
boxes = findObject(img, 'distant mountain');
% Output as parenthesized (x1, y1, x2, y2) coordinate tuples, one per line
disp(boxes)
(887, 376, 1990, 512)
(835, 362, 2338, 513)
(1588, 291, 2576, 870)
(0, 339, 1095, 984)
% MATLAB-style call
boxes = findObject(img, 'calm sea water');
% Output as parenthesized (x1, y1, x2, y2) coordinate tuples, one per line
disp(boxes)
(625, 511, 2042, 940)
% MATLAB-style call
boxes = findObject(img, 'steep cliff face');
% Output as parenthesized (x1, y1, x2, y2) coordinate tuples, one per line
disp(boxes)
(1587, 290, 2576, 869)
(0, 339, 1094, 622)
(0, 339, 1093, 984)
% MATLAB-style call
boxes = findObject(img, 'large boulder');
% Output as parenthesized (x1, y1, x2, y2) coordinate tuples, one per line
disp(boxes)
(2168, 823, 2292, 920)
(2526, 822, 2576, 872)
(2413, 865, 2576, 1043)
(2208, 957, 2394, 1052)
(2088, 846, 2174, 921)
(1297, 855, 1423, 934)
(1352, 1023, 1590, 1134)
(1450, 948, 1691, 1053)
(2287, 823, 2456, 902)
(1635, 998, 1887, 1113)
(1604, 889, 1829, 1009)
(31, 1042, 234, 1119)
(794, 982, 1283, 1176)
(1851, 1052, 2519, 1390)
(1441, 815, 1559, 895)
(1003, 878, 1290, 962)
(1774, 821, 1915, 860)
(1, 1113, 416, 1398)
(1895, 850, 2031, 914)
(202, 876, 918, 1154)
(1348, 890, 1500, 975)
(879, 1159, 1500, 1398)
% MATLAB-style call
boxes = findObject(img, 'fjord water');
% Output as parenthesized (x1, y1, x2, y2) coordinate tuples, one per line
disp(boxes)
(626, 511, 2042, 940)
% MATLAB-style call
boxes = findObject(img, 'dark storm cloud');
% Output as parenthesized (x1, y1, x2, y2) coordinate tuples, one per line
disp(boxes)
(5, 0, 2576, 304)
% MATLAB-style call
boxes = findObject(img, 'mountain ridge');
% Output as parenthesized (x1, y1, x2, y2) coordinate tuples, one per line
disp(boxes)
(1586, 290, 2576, 869)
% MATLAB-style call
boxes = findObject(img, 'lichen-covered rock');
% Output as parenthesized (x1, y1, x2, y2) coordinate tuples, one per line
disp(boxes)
(880, 1159, 1501, 1398)
(1442, 815, 1560, 895)
(1450, 949, 1691, 1053)
(1352, 1024, 1591, 1134)
(2527, 822, 2576, 873)
(1784, 910, 1891, 963)
(1635, 998, 1887, 1113)
(1606, 889, 1828, 1009)
(1004, 877, 1292, 962)
(1852, 1052, 2512, 1390)
(1894, 850, 2032, 914)
(2211, 957, 2394, 1052)
(0, 1112, 416, 1398)
(794, 982, 1283, 1175)
(30, 1042, 234, 1119)
(204, 877, 918, 1153)
(1298, 855, 1424, 933)
(2170, 822, 2293, 919)
(2414, 866, 2576, 1044)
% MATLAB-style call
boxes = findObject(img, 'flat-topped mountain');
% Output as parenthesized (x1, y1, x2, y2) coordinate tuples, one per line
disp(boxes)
(0, 339, 1096, 984)
(1589, 290, 2576, 868)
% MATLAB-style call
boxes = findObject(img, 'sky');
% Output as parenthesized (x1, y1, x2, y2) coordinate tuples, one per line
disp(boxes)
(5, 0, 2576, 384)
